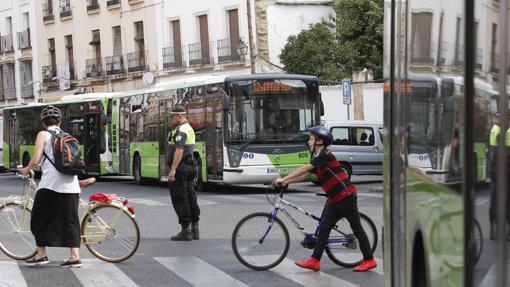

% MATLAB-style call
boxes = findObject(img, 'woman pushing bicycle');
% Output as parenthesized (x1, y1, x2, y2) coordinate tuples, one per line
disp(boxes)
(273, 125, 377, 272)
(21, 105, 83, 268)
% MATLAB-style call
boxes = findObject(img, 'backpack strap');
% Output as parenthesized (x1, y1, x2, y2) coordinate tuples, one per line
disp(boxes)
(42, 129, 57, 168)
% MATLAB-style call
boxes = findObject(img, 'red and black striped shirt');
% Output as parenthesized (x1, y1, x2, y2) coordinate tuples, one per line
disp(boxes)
(310, 148, 356, 203)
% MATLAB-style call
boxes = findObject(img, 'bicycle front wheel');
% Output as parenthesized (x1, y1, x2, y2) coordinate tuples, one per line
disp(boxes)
(325, 212, 378, 267)
(0, 203, 36, 260)
(81, 205, 140, 263)
(232, 212, 290, 270)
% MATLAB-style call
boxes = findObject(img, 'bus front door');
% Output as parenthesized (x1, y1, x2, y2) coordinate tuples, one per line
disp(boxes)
(205, 96, 223, 180)
(119, 101, 130, 175)
(159, 99, 173, 178)
(83, 113, 100, 172)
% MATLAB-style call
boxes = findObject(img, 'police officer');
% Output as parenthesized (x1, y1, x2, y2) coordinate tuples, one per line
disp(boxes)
(167, 105, 200, 241)
(488, 114, 510, 240)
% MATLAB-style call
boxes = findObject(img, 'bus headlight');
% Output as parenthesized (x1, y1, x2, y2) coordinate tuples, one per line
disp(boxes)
(227, 148, 243, 167)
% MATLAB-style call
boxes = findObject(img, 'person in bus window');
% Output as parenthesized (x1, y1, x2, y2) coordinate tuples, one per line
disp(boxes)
(273, 125, 377, 272)
(167, 105, 201, 241)
(21, 105, 83, 268)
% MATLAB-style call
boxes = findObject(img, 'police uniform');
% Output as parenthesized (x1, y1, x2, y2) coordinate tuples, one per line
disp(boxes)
(488, 123, 510, 239)
(167, 120, 200, 241)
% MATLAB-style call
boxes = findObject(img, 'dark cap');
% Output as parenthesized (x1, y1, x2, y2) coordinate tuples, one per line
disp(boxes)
(169, 105, 186, 116)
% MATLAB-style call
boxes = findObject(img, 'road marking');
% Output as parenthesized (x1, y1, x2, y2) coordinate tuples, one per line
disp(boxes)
(272, 258, 360, 287)
(128, 198, 170, 207)
(197, 199, 219, 206)
(475, 198, 489, 206)
(71, 258, 138, 287)
(324, 253, 383, 275)
(478, 259, 510, 287)
(0, 260, 27, 287)
(155, 256, 249, 287)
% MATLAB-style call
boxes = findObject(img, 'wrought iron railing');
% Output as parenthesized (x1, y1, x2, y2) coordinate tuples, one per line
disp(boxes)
(162, 46, 185, 69)
(60, 0, 72, 17)
(42, 65, 56, 83)
(85, 58, 104, 77)
(1, 34, 14, 52)
(107, 0, 120, 6)
(188, 42, 214, 66)
(410, 46, 435, 64)
(42, 3, 54, 22)
(87, 0, 100, 11)
(217, 38, 247, 64)
(105, 55, 124, 75)
(127, 51, 148, 72)
(21, 85, 34, 98)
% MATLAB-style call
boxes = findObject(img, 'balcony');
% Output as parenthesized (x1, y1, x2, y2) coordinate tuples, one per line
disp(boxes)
(105, 55, 124, 75)
(162, 46, 184, 69)
(189, 42, 214, 66)
(1, 34, 14, 53)
(42, 65, 57, 83)
(17, 29, 31, 50)
(107, 0, 120, 7)
(127, 51, 148, 73)
(42, 3, 54, 22)
(454, 45, 464, 67)
(436, 41, 447, 66)
(3, 86, 16, 100)
(217, 38, 247, 64)
(85, 58, 104, 77)
(60, 2, 72, 18)
(87, 0, 100, 11)
(410, 46, 435, 64)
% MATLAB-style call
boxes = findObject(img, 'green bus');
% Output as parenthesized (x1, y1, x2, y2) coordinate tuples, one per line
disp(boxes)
(110, 73, 321, 188)
(3, 74, 322, 190)
(385, 0, 509, 286)
(2, 93, 115, 175)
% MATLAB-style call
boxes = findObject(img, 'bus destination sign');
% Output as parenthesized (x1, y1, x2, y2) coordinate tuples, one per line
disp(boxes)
(252, 81, 293, 94)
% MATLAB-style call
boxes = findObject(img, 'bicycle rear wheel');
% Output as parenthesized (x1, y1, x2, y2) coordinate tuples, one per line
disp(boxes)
(0, 203, 36, 260)
(81, 205, 140, 263)
(325, 212, 378, 267)
(472, 219, 483, 265)
(232, 212, 290, 270)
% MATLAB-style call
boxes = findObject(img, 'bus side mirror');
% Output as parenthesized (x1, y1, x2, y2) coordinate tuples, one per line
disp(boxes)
(222, 93, 230, 112)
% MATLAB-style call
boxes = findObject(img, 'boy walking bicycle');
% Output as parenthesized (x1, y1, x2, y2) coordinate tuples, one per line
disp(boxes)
(274, 125, 377, 272)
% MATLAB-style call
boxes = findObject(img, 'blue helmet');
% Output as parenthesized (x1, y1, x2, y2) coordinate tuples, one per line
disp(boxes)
(308, 125, 333, 146)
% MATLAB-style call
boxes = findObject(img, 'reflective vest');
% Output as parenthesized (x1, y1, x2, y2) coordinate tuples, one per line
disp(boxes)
(489, 124, 510, 146)
(167, 122, 196, 170)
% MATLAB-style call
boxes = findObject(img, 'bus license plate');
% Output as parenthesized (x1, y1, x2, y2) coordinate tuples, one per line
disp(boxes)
(267, 168, 295, 174)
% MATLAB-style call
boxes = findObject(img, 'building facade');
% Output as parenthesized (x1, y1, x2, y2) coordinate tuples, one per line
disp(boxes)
(0, 0, 39, 108)
(27, 0, 332, 102)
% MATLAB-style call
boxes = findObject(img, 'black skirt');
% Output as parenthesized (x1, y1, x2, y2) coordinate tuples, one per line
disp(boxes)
(30, 188, 81, 248)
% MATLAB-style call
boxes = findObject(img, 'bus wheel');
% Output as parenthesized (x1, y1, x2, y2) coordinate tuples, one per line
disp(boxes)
(194, 156, 206, 192)
(412, 237, 428, 287)
(133, 154, 145, 186)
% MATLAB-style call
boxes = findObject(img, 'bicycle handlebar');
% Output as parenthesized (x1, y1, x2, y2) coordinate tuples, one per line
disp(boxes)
(16, 170, 35, 180)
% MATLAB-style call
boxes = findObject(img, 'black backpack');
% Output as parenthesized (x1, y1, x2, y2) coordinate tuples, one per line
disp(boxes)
(43, 129, 85, 175)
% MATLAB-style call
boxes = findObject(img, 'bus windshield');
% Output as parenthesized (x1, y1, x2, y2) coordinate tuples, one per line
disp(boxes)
(225, 78, 318, 145)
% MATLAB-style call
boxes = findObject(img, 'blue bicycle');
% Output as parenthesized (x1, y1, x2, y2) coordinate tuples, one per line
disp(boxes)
(231, 184, 377, 270)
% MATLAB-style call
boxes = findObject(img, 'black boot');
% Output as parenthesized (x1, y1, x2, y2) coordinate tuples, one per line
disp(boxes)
(191, 223, 199, 240)
(171, 224, 192, 241)
(490, 221, 497, 240)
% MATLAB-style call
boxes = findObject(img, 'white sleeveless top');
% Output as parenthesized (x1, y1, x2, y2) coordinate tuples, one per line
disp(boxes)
(37, 126, 81, 194)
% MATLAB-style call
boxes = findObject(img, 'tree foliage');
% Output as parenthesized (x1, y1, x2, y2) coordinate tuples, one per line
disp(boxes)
(279, 0, 383, 83)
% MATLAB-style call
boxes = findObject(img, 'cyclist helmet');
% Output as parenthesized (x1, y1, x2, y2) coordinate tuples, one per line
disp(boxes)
(308, 125, 333, 146)
(40, 105, 62, 120)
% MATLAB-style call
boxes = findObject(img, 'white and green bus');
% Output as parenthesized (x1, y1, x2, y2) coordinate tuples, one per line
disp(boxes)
(110, 73, 321, 189)
(3, 74, 322, 190)
(2, 93, 115, 175)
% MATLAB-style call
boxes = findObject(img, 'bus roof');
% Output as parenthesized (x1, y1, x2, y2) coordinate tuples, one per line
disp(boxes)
(60, 93, 118, 102)
(3, 102, 46, 111)
(225, 73, 318, 82)
(154, 74, 227, 89)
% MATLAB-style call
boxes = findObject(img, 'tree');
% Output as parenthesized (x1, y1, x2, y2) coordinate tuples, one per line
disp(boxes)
(279, 0, 383, 82)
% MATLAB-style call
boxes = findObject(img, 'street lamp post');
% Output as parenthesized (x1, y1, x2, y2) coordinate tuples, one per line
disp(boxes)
(246, 0, 256, 74)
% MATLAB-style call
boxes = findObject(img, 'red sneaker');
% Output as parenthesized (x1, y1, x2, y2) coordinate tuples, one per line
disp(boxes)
(353, 259, 377, 272)
(295, 257, 320, 271)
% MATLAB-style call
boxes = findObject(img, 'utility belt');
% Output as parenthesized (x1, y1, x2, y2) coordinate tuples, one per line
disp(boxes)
(169, 153, 197, 179)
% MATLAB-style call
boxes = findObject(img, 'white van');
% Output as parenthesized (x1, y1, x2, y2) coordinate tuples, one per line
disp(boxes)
(323, 120, 384, 178)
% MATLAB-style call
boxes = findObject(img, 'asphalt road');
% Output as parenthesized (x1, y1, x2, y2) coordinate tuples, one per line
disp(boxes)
(0, 173, 384, 287)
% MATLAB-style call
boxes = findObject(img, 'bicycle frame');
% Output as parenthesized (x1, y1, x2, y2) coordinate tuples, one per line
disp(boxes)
(262, 193, 354, 246)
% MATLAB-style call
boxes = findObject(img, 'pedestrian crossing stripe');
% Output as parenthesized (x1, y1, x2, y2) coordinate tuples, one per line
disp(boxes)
(0, 256, 384, 287)
(0, 260, 27, 287)
(155, 257, 249, 287)
(71, 258, 138, 287)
